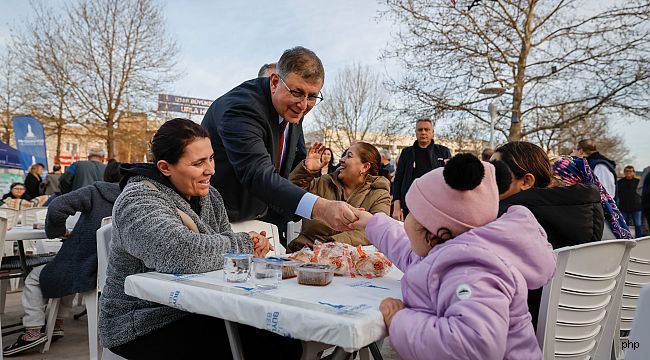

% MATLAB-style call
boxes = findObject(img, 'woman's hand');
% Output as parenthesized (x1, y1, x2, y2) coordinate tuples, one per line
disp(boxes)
(304, 142, 326, 172)
(249, 231, 274, 257)
(380, 297, 405, 331)
(350, 208, 373, 230)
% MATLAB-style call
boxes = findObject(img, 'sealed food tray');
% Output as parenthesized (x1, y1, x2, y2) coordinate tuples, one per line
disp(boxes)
(296, 263, 335, 286)
(280, 260, 301, 279)
(268, 257, 302, 279)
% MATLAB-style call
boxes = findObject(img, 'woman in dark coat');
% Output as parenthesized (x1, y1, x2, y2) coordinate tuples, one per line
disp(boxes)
(24, 163, 45, 199)
(494, 141, 605, 329)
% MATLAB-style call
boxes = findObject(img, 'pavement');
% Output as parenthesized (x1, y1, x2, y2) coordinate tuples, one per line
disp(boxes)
(1, 290, 91, 359)
(1, 289, 401, 359)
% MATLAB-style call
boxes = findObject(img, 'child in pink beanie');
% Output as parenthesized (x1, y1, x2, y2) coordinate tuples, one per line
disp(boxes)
(352, 153, 556, 360)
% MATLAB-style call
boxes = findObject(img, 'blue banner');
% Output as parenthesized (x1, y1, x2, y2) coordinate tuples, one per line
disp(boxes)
(0, 140, 22, 169)
(12, 116, 49, 172)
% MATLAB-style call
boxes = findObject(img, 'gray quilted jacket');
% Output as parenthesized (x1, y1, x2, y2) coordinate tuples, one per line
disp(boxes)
(98, 174, 253, 349)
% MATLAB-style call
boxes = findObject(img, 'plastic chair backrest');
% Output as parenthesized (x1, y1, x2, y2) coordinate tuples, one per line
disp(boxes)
(625, 284, 650, 360)
(230, 220, 285, 256)
(96, 223, 113, 291)
(0, 208, 19, 228)
(0, 217, 8, 257)
(286, 220, 302, 243)
(66, 211, 81, 232)
(537, 239, 636, 360)
(21, 207, 48, 226)
(615, 236, 650, 359)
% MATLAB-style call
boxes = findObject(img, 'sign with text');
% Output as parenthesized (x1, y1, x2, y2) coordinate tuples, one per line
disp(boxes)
(158, 94, 212, 116)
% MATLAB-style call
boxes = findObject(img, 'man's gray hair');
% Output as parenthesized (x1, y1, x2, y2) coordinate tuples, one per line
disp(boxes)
(257, 63, 276, 78)
(88, 147, 106, 158)
(379, 148, 391, 160)
(277, 46, 324, 84)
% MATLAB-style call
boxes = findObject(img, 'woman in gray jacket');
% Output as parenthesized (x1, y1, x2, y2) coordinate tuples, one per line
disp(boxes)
(98, 118, 299, 359)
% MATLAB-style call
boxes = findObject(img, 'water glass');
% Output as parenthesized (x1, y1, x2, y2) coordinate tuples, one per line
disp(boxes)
(252, 258, 283, 289)
(223, 253, 252, 283)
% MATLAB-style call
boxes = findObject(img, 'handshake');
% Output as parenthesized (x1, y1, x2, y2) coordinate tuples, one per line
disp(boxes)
(311, 198, 373, 231)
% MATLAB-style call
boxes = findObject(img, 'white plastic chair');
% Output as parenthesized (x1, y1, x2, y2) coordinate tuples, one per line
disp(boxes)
(230, 220, 286, 256)
(41, 224, 115, 359)
(614, 236, 650, 360)
(286, 220, 302, 243)
(625, 284, 650, 360)
(95, 223, 126, 360)
(65, 211, 82, 232)
(537, 239, 636, 360)
(20, 207, 47, 226)
(101, 216, 112, 227)
(0, 208, 20, 229)
(19, 207, 50, 255)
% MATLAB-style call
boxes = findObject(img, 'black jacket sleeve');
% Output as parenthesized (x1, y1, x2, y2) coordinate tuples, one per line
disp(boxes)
(393, 150, 408, 203)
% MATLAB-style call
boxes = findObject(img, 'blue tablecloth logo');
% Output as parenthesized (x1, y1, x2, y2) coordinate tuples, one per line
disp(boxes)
(318, 301, 371, 315)
(349, 281, 390, 290)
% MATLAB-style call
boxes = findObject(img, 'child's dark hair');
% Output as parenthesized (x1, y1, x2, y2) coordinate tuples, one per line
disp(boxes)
(104, 160, 123, 183)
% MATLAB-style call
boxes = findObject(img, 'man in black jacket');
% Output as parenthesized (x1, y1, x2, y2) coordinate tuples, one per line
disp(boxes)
(618, 165, 644, 237)
(202, 46, 356, 234)
(642, 170, 650, 236)
(392, 118, 451, 220)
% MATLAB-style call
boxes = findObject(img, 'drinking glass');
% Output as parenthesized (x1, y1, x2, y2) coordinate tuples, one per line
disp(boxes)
(223, 253, 252, 283)
(251, 258, 283, 289)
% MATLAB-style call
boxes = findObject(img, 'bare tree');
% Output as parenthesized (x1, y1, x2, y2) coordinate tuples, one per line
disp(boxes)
(554, 115, 630, 167)
(15, 0, 180, 159)
(310, 63, 399, 154)
(380, 0, 650, 143)
(0, 48, 27, 144)
(13, 3, 76, 163)
(437, 117, 487, 155)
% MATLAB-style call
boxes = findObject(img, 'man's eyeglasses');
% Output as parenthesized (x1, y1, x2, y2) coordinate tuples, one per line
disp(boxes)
(278, 76, 323, 105)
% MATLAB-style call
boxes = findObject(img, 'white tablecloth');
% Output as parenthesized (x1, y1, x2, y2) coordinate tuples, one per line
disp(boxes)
(5, 226, 47, 241)
(124, 267, 403, 352)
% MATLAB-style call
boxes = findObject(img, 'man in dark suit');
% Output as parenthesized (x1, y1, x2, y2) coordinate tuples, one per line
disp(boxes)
(202, 46, 356, 235)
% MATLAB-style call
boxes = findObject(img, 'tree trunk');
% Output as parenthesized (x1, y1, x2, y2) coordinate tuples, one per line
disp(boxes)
(107, 113, 115, 160)
(508, 1, 537, 142)
(55, 100, 65, 165)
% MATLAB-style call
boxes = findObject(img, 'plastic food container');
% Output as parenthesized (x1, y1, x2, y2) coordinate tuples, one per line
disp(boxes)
(252, 258, 283, 289)
(223, 253, 252, 283)
(267, 257, 302, 279)
(296, 263, 335, 286)
(280, 259, 301, 279)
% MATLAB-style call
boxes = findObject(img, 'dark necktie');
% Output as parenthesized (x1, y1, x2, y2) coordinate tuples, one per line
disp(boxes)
(276, 120, 288, 173)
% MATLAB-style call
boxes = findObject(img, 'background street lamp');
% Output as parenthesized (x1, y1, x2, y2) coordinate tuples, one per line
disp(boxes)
(488, 102, 498, 148)
(478, 87, 506, 96)
(479, 86, 508, 148)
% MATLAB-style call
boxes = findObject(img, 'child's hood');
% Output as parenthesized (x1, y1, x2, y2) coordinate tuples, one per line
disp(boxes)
(448, 205, 556, 289)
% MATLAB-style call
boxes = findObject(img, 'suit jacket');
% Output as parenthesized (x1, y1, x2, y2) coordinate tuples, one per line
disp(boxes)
(202, 77, 306, 222)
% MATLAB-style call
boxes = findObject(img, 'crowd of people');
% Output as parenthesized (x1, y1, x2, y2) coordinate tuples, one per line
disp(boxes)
(1, 45, 648, 359)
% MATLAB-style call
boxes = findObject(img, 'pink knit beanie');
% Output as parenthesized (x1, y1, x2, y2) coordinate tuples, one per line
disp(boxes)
(405, 154, 500, 238)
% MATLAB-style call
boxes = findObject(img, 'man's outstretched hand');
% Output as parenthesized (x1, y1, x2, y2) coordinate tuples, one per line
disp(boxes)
(312, 198, 358, 231)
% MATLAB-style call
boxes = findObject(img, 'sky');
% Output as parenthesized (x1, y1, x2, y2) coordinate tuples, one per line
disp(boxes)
(1, 0, 649, 167)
